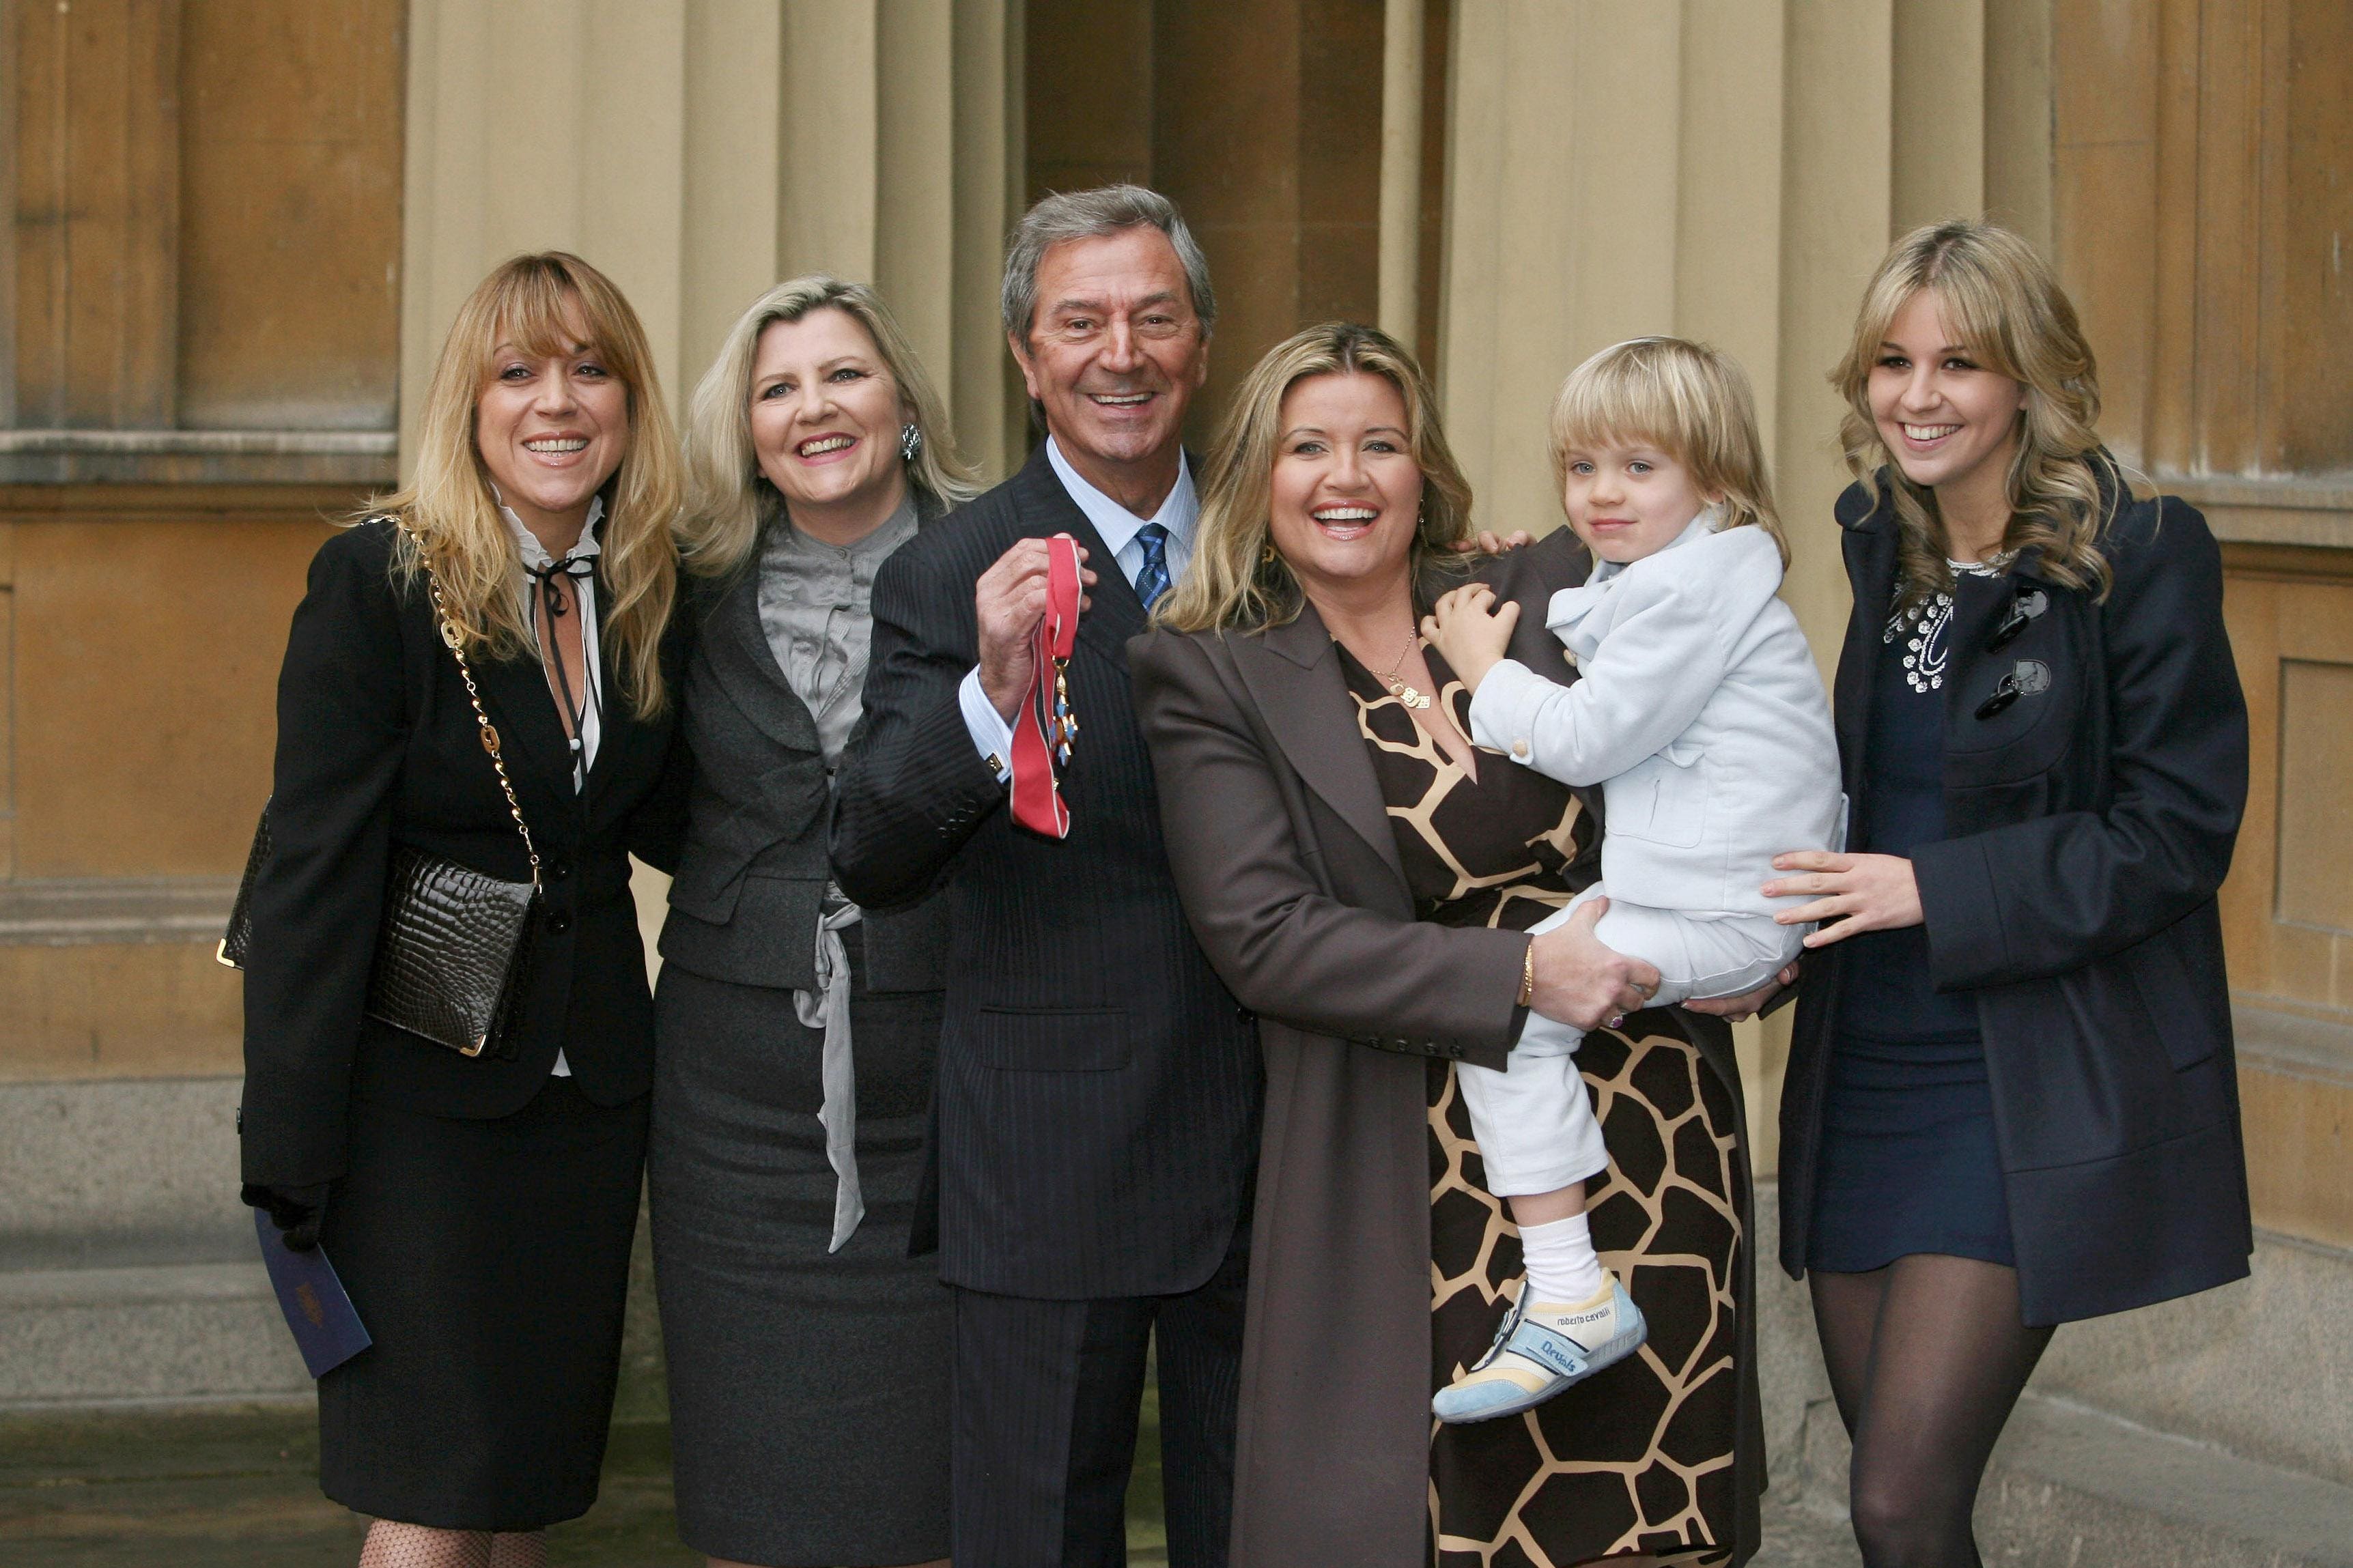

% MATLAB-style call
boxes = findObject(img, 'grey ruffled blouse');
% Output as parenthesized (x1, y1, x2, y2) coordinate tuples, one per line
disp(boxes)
(754, 491, 919, 771)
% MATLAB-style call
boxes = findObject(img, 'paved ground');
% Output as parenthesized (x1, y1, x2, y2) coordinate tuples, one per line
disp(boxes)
(0, 1401, 1857, 1567)
(1, 1408, 684, 1568)
(1752, 1498, 1866, 1568)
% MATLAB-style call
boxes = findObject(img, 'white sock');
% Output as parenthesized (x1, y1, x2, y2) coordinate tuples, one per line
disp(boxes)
(1517, 1212, 1605, 1307)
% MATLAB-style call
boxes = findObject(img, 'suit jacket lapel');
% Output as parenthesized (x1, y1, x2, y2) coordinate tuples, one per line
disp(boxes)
(582, 569, 780, 822)
(1215, 552, 1586, 904)
(471, 650, 579, 826)
(1836, 514, 1898, 799)
(1080, 528, 1150, 653)
(1225, 604, 1411, 894)
(703, 563, 823, 754)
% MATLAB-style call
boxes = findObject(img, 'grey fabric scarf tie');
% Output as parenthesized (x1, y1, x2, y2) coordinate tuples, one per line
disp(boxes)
(794, 898, 865, 1251)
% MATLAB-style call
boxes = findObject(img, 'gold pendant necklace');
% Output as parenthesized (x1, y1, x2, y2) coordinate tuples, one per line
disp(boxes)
(1376, 629, 1431, 710)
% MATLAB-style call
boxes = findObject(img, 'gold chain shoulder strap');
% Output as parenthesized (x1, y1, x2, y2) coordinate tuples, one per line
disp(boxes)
(391, 518, 542, 892)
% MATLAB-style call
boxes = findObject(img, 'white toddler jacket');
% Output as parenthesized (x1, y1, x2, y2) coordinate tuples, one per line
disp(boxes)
(1467, 509, 1844, 920)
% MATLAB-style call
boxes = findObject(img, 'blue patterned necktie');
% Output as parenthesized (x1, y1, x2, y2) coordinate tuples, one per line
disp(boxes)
(1133, 522, 1172, 610)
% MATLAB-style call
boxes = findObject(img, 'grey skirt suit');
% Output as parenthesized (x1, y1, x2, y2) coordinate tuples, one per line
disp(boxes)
(649, 511, 953, 1567)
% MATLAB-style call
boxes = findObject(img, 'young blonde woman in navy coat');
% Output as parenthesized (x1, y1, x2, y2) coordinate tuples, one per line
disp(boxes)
(1751, 220, 2250, 1568)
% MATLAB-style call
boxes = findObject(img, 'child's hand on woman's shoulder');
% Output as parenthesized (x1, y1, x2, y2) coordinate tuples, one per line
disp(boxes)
(1423, 584, 1519, 692)
(1448, 529, 1536, 556)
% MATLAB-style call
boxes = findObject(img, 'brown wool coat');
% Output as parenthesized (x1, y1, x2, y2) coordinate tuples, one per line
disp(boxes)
(1129, 532, 1764, 1567)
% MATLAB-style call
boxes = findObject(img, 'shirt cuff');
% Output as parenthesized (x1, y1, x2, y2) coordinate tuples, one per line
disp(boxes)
(1466, 657, 1549, 762)
(958, 666, 1015, 784)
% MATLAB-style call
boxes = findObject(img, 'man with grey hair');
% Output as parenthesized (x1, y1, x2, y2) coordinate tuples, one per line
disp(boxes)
(834, 185, 1258, 1566)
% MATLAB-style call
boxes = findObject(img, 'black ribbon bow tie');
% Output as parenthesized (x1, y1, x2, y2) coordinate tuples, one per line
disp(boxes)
(526, 556, 600, 756)
(527, 554, 596, 610)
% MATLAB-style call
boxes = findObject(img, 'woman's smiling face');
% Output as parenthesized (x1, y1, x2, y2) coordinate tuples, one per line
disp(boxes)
(748, 306, 910, 522)
(1868, 288, 2029, 497)
(473, 299, 629, 535)
(1266, 371, 1424, 601)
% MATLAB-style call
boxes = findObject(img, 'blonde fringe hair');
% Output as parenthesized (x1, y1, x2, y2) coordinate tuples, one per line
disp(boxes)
(678, 276, 979, 578)
(1157, 322, 1473, 634)
(1550, 337, 1788, 567)
(363, 252, 681, 717)
(1834, 218, 2122, 610)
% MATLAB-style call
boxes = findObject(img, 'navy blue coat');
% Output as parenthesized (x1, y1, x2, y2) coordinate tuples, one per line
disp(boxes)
(1777, 474, 2253, 1325)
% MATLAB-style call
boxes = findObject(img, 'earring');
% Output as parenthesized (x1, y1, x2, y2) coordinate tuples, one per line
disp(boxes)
(1261, 542, 1279, 565)
(900, 423, 922, 462)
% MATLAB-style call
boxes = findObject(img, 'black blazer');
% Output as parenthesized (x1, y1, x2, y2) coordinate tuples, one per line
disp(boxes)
(240, 519, 684, 1187)
(831, 443, 1261, 1300)
(1778, 476, 2253, 1324)
(658, 538, 949, 993)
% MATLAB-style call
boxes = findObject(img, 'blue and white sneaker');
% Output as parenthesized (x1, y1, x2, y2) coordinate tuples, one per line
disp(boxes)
(1431, 1274, 1648, 1424)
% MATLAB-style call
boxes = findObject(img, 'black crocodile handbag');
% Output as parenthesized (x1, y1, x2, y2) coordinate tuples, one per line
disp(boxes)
(221, 522, 544, 1059)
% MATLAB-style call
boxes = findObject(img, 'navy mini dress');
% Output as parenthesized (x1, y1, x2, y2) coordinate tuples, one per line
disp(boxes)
(1808, 580, 2016, 1272)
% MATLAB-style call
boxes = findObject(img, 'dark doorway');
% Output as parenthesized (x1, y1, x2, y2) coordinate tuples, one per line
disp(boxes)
(1024, 0, 1405, 444)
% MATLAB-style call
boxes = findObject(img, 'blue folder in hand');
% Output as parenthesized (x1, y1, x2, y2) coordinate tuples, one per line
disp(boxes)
(253, 1208, 371, 1378)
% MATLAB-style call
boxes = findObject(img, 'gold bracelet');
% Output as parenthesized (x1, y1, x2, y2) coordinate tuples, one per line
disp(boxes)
(1518, 938, 1536, 1008)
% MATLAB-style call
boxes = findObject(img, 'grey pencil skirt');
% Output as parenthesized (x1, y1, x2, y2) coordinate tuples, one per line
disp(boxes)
(649, 926, 950, 1567)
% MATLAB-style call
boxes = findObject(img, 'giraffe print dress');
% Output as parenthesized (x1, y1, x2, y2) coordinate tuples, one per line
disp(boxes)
(1337, 644, 1746, 1568)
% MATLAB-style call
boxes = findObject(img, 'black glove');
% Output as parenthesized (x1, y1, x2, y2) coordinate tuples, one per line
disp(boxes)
(241, 1182, 331, 1253)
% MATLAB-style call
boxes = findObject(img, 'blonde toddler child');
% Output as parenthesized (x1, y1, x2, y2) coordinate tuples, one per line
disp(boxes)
(1422, 337, 1842, 1423)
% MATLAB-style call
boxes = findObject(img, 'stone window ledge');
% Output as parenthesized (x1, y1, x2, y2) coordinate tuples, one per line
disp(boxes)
(2161, 474, 2353, 551)
(2231, 997, 2353, 1090)
(0, 879, 241, 947)
(0, 430, 396, 486)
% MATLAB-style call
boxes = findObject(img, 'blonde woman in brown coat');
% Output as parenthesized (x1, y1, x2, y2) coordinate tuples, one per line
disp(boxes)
(1132, 322, 1771, 1567)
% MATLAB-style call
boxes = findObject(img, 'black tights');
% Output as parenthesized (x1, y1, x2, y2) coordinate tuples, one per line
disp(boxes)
(1809, 1254, 2054, 1568)
(356, 1522, 545, 1567)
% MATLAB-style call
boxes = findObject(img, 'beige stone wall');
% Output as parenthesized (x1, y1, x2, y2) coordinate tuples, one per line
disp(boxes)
(1019, 0, 1395, 445)
(1, 2, 405, 1083)
(0, 489, 345, 1082)
(1435, 0, 2047, 655)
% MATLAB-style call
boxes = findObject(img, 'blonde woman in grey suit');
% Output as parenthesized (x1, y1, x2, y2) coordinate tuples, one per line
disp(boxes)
(653, 276, 975, 1568)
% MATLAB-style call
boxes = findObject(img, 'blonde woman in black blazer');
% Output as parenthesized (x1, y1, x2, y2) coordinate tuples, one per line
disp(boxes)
(239, 253, 687, 1567)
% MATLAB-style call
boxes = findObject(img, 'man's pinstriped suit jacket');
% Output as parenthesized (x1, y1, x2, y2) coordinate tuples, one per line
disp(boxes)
(831, 441, 1260, 1300)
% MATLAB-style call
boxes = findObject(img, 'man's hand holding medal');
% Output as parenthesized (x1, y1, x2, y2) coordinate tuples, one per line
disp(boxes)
(976, 533, 1095, 838)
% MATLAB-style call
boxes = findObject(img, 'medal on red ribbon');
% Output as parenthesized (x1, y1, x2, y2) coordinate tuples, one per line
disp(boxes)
(1009, 533, 1083, 838)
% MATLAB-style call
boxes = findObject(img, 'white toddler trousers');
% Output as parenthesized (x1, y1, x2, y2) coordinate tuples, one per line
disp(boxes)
(1455, 882, 1801, 1197)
